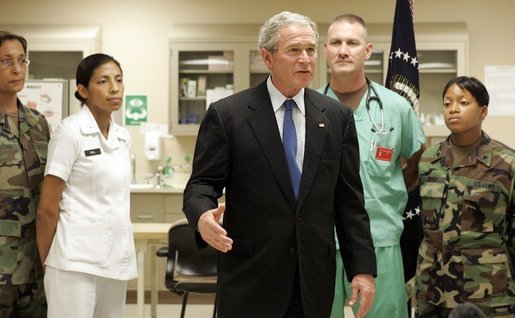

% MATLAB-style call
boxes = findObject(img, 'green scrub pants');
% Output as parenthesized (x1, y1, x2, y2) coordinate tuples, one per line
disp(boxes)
(330, 245, 408, 318)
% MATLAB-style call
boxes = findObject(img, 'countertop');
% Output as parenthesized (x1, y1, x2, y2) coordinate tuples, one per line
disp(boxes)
(130, 184, 185, 194)
(130, 172, 189, 194)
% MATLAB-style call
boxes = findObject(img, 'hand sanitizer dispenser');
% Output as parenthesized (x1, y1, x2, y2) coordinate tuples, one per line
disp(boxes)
(144, 131, 161, 160)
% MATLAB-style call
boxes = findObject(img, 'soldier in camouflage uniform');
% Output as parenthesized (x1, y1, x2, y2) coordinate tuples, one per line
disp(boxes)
(0, 31, 49, 317)
(416, 76, 515, 318)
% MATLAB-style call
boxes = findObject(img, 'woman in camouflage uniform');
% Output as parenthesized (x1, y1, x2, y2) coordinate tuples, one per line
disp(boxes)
(416, 76, 515, 317)
(0, 31, 49, 318)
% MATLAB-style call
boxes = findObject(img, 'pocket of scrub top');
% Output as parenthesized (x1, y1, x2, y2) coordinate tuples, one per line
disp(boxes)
(366, 131, 397, 180)
(62, 221, 112, 266)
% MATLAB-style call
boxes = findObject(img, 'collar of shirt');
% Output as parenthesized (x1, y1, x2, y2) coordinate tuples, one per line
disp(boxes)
(266, 76, 306, 116)
(266, 75, 305, 172)
(78, 106, 128, 150)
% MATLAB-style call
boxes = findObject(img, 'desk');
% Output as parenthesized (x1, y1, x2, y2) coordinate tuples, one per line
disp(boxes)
(133, 223, 173, 318)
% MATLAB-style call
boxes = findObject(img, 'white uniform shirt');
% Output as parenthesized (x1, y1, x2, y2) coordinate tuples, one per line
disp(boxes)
(44, 106, 137, 280)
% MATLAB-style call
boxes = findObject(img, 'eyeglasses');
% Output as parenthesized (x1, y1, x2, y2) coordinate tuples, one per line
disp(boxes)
(0, 58, 30, 69)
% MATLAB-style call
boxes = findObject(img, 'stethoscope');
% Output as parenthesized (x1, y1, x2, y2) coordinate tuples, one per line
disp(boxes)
(323, 78, 394, 135)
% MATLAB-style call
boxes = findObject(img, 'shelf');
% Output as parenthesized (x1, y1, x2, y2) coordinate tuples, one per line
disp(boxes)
(179, 69, 233, 74)
(179, 97, 206, 101)
(419, 68, 457, 74)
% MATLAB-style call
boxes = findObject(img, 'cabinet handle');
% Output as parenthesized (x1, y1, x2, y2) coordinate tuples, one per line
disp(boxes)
(136, 214, 155, 220)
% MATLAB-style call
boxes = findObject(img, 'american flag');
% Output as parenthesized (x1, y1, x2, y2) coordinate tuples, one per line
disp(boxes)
(385, 0, 420, 113)
(385, 2, 423, 314)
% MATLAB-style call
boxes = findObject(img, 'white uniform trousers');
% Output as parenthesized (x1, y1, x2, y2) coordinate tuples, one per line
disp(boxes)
(44, 266, 127, 318)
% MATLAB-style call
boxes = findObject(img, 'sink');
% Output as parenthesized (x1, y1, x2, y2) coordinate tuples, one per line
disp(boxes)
(162, 182, 183, 188)
(130, 184, 155, 190)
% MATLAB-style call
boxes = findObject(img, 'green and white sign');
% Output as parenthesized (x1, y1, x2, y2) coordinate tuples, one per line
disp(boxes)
(125, 95, 148, 125)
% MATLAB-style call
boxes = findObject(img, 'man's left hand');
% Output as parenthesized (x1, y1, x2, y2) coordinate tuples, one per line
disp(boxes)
(348, 273, 375, 318)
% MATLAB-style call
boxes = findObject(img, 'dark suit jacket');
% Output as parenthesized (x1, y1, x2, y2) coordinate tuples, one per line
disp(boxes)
(183, 80, 376, 318)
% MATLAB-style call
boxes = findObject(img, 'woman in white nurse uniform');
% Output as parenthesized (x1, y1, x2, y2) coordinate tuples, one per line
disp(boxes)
(36, 53, 137, 318)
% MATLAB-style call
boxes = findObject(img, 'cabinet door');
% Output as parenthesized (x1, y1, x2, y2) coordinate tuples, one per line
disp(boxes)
(170, 43, 240, 135)
(417, 43, 465, 116)
(164, 195, 184, 223)
(248, 48, 269, 89)
(130, 193, 165, 223)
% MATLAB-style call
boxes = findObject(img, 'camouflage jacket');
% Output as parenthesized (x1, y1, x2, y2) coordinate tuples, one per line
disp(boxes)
(0, 100, 49, 285)
(416, 132, 515, 309)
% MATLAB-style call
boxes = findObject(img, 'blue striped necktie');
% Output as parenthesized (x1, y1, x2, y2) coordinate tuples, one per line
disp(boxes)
(283, 99, 301, 199)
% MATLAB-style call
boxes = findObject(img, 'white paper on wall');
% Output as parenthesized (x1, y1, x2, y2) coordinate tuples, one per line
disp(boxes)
(485, 65, 515, 116)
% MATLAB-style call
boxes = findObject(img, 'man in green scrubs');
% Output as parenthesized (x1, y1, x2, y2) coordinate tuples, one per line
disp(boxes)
(319, 14, 425, 318)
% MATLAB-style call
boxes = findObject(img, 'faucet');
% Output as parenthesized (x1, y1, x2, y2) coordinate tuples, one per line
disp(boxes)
(155, 166, 163, 188)
(144, 165, 163, 187)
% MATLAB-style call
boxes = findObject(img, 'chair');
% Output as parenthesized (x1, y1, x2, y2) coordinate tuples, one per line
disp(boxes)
(156, 218, 218, 318)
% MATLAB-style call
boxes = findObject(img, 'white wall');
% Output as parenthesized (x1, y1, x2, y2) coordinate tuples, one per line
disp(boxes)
(2, 0, 514, 175)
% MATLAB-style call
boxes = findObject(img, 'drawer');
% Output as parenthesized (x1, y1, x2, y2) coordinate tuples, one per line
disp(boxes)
(131, 193, 165, 223)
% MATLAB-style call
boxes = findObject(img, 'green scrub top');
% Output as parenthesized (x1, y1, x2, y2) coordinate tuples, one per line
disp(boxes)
(320, 81, 426, 247)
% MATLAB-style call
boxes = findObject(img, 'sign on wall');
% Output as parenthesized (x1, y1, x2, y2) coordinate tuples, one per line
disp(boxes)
(125, 95, 148, 125)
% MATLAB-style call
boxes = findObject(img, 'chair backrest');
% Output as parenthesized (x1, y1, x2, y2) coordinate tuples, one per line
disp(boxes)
(168, 218, 218, 277)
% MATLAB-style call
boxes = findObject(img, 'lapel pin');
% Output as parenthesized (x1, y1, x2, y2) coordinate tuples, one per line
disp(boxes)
(319, 123, 325, 128)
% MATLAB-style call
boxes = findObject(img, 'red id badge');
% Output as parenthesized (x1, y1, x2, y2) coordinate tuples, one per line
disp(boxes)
(375, 146, 393, 162)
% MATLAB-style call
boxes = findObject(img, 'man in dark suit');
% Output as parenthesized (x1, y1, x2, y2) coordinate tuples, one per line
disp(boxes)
(183, 11, 376, 318)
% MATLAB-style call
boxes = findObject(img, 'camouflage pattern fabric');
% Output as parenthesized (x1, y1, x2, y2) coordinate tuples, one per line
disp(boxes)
(0, 278, 47, 317)
(415, 132, 515, 317)
(0, 101, 49, 314)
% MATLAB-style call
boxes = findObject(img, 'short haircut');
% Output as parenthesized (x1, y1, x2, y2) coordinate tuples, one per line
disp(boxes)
(329, 14, 368, 41)
(258, 11, 318, 52)
(0, 31, 28, 54)
(442, 76, 490, 107)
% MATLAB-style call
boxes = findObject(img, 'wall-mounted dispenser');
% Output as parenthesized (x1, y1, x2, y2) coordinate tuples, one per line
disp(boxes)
(144, 131, 161, 160)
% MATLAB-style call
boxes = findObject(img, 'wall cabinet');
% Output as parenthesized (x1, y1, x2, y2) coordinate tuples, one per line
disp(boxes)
(169, 40, 275, 135)
(170, 43, 237, 135)
(169, 23, 468, 141)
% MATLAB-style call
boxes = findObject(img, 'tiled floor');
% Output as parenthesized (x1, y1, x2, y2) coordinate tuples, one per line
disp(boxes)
(123, 304, 355, 317)
(124, 304, 216, 317)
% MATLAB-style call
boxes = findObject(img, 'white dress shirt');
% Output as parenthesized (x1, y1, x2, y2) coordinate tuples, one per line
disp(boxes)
(267, 76, 306, 172)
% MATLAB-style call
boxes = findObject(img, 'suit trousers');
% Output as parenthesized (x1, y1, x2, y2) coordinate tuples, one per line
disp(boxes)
(44, 266, 127, 318)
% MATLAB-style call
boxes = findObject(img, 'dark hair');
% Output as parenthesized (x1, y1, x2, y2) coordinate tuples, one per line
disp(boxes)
(0, 31, 28, 54)
(442, 76, 489, 107)
(449, 302, 487, 318)
(74, 53, 122, 104)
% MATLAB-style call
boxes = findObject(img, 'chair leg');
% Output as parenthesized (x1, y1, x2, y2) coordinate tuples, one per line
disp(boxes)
(212, 293, 217, 318)
(180, 292, 189, 318)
